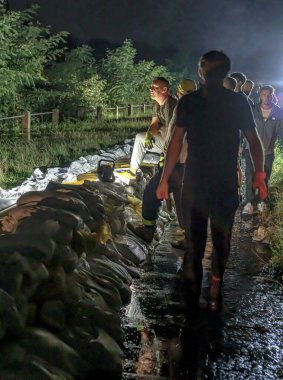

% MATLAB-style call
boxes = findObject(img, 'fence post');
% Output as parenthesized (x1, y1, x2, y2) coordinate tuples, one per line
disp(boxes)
(22, 111, 31, 142)
(141, 104, 146, 113)
(128, 104, 133, 117)
(115, 105, 119, 119)
(52, 108, 59, 124)
(97, 106, 103, 120)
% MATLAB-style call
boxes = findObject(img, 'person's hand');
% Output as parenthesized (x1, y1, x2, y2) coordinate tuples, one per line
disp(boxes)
(252, 171, 268, 200)
(156, 180, 169, 200)
(144, 131, 155, 150)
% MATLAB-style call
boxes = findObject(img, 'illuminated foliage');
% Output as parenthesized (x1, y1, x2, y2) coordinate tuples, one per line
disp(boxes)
(99, 39, 174, 105)
(0, 3, 67, 115)
(25, 46, 108, 117)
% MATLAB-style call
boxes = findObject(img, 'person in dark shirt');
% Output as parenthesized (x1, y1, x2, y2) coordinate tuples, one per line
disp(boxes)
(156, 50, 267, 315)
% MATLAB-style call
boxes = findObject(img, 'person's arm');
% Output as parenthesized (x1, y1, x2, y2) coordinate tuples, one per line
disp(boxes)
(156, 126, 185, 199)
(243, 129, 264, 172)
(243, 128, 267, 200)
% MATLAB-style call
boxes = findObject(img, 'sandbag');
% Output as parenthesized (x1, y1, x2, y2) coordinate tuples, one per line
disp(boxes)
(0, 346, 75, 380)
(52, 245, 78, 274)
(88, 256, 132, 285)
(0, 289, 23, 339)
(76, 268, 122, 312)
(45, 181, 105, 221)
(59, 326, 123, 373)
(18, 328, 91, 378)
(38, 197, 96, 231)
(17, 208, 90, 234)
(34, 265, 67, 302)
(86, 265, 131, 305)
(61, 274, 83, 306)
(113, 234, 148, 265)
(40, 300, 66, 330)
(0, 234, 56, 264)
(68, 299, 124, 346)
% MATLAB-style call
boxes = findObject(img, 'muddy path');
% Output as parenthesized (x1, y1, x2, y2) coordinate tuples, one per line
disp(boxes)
(122, 212, 283, 380)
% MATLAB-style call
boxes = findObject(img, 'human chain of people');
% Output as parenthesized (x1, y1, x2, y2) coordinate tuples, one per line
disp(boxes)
(125, 50, 283, 317)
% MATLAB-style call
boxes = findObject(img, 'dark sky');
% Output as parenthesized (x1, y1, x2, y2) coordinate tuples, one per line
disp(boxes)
(9, 0, 283, 85)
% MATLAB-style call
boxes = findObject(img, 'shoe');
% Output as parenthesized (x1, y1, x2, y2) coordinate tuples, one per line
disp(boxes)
(127, 222, 156, 243)
(171, 239, 186, 250)
(242, 202, 253, 215)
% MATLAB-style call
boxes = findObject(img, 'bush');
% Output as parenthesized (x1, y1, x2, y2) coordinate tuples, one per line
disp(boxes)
(269, 145, 283, 281)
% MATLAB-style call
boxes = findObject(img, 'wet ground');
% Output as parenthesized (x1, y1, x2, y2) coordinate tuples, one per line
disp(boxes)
(122, 213, 283, 380)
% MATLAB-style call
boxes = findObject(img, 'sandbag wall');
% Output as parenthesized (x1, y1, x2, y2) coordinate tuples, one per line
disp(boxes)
(0, 180, 151, 379)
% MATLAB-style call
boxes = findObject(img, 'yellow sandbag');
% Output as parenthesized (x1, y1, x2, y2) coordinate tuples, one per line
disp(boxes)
(114, 162, 131, 169)
(127, 194, 142, 215)
(62, 180, 85, 185)
(77, 172, 98, 181)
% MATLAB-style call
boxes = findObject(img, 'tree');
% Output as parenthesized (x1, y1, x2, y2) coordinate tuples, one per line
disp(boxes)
(99, 39, 174, 105)
(0, 3, 67, 115)
(40, 45, 107, 117)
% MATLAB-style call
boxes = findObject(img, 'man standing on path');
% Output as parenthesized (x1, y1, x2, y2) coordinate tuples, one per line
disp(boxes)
(242, 85, 283, 215)
(129, 77, 177, 177)
(156, 51, 267, 315)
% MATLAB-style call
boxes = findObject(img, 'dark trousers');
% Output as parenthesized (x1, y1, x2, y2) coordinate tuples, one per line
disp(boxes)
(142, 163, 185, 228)
(243, 150, 274, 203)
(181, 186, 238, 307)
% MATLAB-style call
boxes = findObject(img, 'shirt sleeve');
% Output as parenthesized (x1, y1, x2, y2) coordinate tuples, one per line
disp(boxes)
(152, 102, 158, 117)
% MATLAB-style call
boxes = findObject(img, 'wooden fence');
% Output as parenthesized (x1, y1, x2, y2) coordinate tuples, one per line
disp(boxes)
(0, 109, 59, 142)
(81, 104, 152, 120)
(0, 104, 152, 142)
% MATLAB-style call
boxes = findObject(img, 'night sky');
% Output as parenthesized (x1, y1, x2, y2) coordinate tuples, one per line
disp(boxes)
(8, 0, 283, 85)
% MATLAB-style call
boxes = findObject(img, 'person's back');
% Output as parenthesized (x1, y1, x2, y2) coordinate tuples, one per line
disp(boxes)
(157, 50, 266, 314)
(178, 86, 253, 192)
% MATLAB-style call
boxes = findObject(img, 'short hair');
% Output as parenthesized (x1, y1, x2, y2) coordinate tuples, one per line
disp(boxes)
(199, 50, 231, 77)
(230, 72, 247, 85)
(224, 76, 237, 90)
(260, 85, 275, 94)
(153, 76, 170, 89)
(245, 79, 254, 87)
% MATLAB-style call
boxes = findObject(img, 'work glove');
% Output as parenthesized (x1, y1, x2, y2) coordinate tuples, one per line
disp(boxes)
(252, 171, 268, 200)
(144, 131, 155, 150)
(158, 153, 165, 168)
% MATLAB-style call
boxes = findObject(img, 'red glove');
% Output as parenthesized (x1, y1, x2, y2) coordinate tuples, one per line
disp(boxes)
(252, 172, 268, 200)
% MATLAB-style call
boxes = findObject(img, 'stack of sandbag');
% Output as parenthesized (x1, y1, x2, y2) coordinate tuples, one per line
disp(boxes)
(0, 180, 151, 379)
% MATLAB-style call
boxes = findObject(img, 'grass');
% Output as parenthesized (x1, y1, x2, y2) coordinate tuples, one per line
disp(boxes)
(268, 145, 283, 281)
(0, 118, 148, 188)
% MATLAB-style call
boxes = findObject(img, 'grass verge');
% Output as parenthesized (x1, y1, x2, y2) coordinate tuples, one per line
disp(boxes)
(0, 118, 148, 188)
(269, 146, 283, 281)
